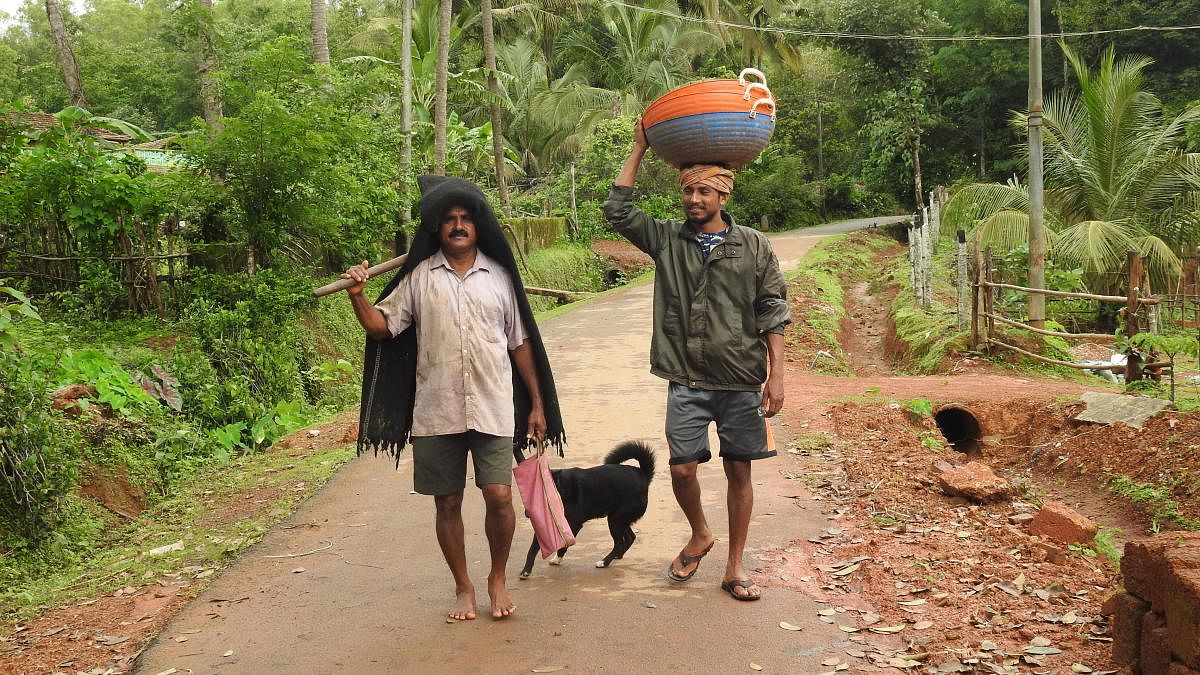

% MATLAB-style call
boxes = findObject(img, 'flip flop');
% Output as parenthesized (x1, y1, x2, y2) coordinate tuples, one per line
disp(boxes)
(666, 541, 715, 583)
(720, 578, 761, 601)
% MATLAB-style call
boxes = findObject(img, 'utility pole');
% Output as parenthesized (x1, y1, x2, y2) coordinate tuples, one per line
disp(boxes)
(1027, 0, 1047, 329)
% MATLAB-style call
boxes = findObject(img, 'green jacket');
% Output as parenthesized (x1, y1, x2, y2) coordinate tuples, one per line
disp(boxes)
(603, 185, 791, 391)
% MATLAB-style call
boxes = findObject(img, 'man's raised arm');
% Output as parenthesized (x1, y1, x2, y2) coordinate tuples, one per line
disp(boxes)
(603, 120, 666, 256)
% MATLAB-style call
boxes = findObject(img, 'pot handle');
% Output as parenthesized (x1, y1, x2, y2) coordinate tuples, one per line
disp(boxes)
(748, 98, 776, 120)
(738, 67, 767, 88)
(743, 82, 772, 102)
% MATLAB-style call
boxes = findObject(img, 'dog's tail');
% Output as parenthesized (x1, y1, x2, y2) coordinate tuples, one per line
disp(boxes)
(604, 440, 656, 482)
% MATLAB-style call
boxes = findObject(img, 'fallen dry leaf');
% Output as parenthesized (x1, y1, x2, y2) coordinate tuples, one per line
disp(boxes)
(779, 621, 804, 632)
(750, 664, 763, 672)
(531, 667, 566, 673)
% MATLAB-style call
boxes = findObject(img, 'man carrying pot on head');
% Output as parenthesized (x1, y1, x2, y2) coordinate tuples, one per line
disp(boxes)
(603, 121, 790, 601)
(342, 175, 565, 621)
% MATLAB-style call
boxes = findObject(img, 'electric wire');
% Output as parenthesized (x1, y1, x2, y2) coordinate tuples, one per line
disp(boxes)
(608, 0, 1200, 43)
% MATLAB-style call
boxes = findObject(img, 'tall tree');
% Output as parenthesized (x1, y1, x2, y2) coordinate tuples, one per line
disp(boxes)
(43, 0, 87, 108)
(195, 0, 223, 133)
(479, 0, 508, 213)
(401, 0, 414, 227)
(311, 0, 330, 66)
(433, 0, 451, 174)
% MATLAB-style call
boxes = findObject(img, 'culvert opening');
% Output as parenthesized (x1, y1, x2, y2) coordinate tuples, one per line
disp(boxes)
(934, 406, 983, 453)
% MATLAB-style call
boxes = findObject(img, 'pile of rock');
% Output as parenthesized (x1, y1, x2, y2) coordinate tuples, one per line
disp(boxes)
(1104, 532, 1200, 675)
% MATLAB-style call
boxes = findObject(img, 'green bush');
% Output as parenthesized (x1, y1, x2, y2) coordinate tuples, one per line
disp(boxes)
(0, 290, 82, 546)
(727, 156, 823, 230)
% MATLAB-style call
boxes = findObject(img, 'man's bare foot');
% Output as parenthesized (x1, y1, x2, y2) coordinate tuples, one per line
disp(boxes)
(488, 576, 516, 619)
(447, 588, 477, 621)
(667, 533, 716, 581)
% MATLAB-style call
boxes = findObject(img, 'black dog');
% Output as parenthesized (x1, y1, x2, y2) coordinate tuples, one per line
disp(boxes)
(519, 441, 655, 578)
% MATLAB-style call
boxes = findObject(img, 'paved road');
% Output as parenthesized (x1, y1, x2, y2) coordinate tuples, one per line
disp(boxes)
(135, 223, 875, 674)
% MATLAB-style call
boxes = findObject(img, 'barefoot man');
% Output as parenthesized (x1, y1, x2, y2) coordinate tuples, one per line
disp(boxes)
(344, 175, 565, 620)
(604, 122, 790, 601)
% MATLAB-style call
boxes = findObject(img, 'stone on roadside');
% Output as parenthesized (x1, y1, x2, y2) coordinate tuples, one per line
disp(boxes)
(1028, 502, 1098, 545)
(937, 462, 1011, 503)
(51, 383, 98, 415)
(1009, 513, 1036, 525)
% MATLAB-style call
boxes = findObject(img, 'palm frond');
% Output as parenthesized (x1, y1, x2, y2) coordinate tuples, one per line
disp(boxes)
(1134, 234, 1183, 287)
(1052, 219, 1136, 276)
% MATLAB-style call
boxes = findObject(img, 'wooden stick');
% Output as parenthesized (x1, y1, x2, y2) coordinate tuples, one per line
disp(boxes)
(312, 255, 408, 297)
(985, 313, 1116, 342)
(312, 255, 581, 302)
(981, 281, 1160, 305)
(525, 286, 579, 302)
(988, 339, 1124, 370)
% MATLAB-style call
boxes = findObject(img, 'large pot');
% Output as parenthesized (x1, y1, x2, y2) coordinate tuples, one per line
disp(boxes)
(642, 68, 777, 170)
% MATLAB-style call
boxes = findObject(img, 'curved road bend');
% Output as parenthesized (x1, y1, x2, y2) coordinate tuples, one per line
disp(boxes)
(135, 216, 894, 674)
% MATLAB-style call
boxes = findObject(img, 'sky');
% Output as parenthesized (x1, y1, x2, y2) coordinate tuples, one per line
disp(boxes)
(0, 0, 87, 28)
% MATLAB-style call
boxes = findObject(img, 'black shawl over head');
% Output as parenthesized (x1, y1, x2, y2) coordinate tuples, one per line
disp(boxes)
(357, 174, 565, 463)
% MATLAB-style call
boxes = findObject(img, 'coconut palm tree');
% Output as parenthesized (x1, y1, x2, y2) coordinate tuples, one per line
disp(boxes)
(433, 0, 451, 174)
(944, 46, 1200, 292)
(559, 0, 722, 114)
(311, 0, 331, 66)
(480, 0, 508, 213)
(496, 37, 615, 177)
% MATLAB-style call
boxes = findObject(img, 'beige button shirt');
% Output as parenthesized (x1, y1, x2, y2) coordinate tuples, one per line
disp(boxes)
(375, 250, 528, 438)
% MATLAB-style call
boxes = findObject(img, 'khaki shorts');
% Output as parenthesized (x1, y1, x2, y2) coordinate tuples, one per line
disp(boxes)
(411, 431, 513, 496)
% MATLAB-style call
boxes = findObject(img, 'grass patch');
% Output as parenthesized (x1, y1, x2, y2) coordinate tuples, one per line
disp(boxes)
(520, 243, 607, 313)
(1093, 527, 1122, 568)
(790, 432, 834, 453)
(1108, 472, 1200, 533)
(1, 443, 355, 623)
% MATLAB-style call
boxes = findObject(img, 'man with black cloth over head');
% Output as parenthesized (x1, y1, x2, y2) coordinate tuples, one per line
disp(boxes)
(341, 175, 565, 621)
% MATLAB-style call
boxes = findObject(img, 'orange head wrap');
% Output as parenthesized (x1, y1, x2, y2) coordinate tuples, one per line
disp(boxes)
(679, 164, 734, 194)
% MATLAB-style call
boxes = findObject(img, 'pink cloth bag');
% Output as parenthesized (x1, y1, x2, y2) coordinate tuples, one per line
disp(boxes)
(513, 443, 575, 558)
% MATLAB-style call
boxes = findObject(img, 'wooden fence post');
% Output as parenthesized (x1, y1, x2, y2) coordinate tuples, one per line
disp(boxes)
(1124, 251, 1144, 383)
(982, 249, 994, 346)
(924, 207, 933, 309)
(956, 229, 968, 328)
(970, 248, 981, 349)
(908, 217, 918, 301)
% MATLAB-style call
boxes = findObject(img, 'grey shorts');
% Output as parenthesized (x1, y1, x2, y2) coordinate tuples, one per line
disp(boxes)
(411, 431, 513, 496)
(665, 382, 776, 466)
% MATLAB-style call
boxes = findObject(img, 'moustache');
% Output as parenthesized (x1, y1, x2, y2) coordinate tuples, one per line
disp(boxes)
(448, 229, 470, 238)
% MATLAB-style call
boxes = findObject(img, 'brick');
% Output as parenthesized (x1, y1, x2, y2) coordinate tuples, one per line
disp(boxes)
(937, 462, 1011, 503)
(1108, 592, 1151, 666)
(1165, 568, 1200, 669)
(1028, 502, 1098, 545)
(1144, 611, 1172, 675)
(1125, 533, 1200, 613)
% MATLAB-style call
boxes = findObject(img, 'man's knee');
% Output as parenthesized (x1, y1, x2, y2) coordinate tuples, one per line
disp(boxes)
(434, 491, 465, 516)
(670, 461, 699, 483)
(480, 484, 512, 509)
(722, 457, 752, 485)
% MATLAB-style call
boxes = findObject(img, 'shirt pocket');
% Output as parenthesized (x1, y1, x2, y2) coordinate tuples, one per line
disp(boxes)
(472, 285, 508, 344)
